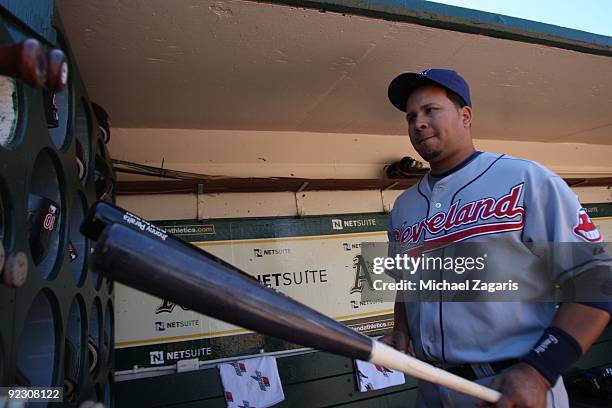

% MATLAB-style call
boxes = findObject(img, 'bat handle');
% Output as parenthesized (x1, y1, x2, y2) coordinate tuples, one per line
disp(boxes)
(46, 48, 68, 92)
(370, 341, 502, 403)
(0, 38, 47, 87)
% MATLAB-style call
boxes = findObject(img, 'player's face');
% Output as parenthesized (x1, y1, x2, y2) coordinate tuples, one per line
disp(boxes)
(405, 86, 471, 166)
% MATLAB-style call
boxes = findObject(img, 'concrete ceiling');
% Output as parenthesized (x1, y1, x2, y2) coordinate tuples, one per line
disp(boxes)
(56, 0, 612, 144)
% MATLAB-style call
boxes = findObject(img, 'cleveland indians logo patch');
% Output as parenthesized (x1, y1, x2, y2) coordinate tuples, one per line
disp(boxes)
(393, 184, 525, 246)
(573, 208, 601, 242)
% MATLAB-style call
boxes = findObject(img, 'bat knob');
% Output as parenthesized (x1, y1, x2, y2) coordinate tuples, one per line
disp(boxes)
(2, 251, 28, 288)
(46, 48, 68, 92)
(19, 39, 47, 88)
(0, 38, 47, 88)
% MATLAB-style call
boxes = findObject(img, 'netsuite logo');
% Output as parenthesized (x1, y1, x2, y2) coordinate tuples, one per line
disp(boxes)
(333, 218, 377, 230)
(332, 219, 343, 230)
(154, 320, 200, 331)
(253, 248, 292, 257)
(150, 351, 164, 365)
(149, 347, 212, 365)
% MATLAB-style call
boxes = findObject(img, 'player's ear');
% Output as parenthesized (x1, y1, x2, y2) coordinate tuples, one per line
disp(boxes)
(460, 106, 472, 128)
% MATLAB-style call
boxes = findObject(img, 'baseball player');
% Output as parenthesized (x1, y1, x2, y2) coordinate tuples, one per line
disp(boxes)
(382, 68, 612, 407)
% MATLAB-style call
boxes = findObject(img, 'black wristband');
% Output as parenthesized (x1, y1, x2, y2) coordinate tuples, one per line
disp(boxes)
(521, 327, 582, 387)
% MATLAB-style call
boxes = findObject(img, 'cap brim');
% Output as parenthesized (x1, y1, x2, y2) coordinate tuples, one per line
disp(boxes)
(387, 73, 440, 112)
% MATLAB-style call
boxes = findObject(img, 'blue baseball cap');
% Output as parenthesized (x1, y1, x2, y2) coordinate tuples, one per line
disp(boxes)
(388, 68, 472, 112)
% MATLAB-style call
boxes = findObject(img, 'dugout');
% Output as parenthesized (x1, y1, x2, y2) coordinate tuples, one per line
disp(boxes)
(1, 0, 611, 407)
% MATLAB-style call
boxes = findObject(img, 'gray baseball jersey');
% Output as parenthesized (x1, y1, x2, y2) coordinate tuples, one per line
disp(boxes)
(387, 151, 606, 365)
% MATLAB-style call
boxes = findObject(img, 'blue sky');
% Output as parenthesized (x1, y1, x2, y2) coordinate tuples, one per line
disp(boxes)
(428, 0, 612, 37)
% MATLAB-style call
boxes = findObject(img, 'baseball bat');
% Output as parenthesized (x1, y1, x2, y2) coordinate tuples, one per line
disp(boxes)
(81, 201, 257, 282)
(46, 49, 68, 92)
(0, 38, 47, 88)
(82, 203, 501, 403)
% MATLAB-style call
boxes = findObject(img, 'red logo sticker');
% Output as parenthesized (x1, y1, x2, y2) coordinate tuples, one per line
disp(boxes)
(573, 209, 601, 242)
(43, 213, 56, 230)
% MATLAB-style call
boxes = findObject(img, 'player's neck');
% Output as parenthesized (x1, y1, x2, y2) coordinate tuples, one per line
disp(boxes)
(429, 146, 477, 175)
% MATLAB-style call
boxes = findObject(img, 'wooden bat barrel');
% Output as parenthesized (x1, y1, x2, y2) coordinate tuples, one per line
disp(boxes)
(88, 219, 374, 361)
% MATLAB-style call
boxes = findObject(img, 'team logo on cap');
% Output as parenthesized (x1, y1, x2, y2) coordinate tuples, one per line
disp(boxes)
(573, 208, 601, 242)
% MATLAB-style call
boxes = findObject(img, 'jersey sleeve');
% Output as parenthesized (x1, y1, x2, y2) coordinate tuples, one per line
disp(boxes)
(522, 171, 612, 308)
(523, 173, 602, 244)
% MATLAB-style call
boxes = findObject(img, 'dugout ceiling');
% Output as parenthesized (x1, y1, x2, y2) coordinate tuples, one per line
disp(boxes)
(56, 0, 612, 144)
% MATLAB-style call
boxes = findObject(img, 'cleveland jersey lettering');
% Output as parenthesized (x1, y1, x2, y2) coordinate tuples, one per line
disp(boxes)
(393, 184, 525, 246)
